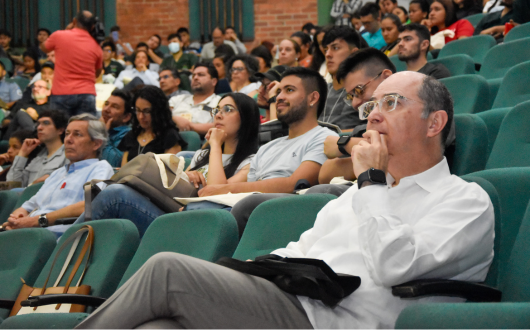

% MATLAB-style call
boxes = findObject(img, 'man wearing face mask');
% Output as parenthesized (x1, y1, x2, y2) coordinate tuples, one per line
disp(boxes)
(160, 33, 198, 72)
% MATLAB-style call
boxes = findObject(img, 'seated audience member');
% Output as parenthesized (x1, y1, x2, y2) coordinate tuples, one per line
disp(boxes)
(351, 11, 366, 33)
(160, 33, 198, 71)
(319, 26, 366, 130)
(227, 55, 261, 96)
(0, 130, 34, 181)
(0, 29, 17, 75)
(28, 59, 54, 88)
(290, 32, 313, 68)
(176, 27, 202, 55)
(360, 3, 387, 49)
(7, 110, 68, 187)
(250, 45, 272, 73)
(200, 68, 338, 233)
(397, 24, 451, 79)
(422, 0, 474, 43)
(101, 41, 125, 79)
(475, 0, 513, 36)
(409, 0, 430, 23)
(0, 59, 22, 110)
(380, 14, 402, 55)
(119, 86, 186, 166)
(200, 27, 239, 62)
(309, 26, 333, 83)
(159, 69, 190, 99)
(2, 79, 52, 141)
(330, 0, 362, 27)
(16, 51, 40, 80)
(302, 22, 316, 35)
(144, 34, 165, 65)
(393, 6, 411, 24)
(382, 0, 399, 14)
(32, 28, 51, 62)
(483, 0, 505, 13)
(1, 114, 114, 235)
(76, 71, 495, 330)
(455, 0, 483, 20)
(255, 65, 287, 121)
(74, 93, 261, 236)
(114, 50, 159, 89)
(224, 26, 247, 55)
(212, 44, 236, 80)
(169, 63, 221, 135)
(278, 39, 301, 68)
(100, 89, 134, 167)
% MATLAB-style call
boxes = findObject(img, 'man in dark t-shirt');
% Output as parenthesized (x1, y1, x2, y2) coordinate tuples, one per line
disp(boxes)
(396, 23, 451, 80)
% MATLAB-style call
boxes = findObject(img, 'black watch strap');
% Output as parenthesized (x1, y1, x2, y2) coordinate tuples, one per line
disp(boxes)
(337, 136, 352, 156)
(357, 168, 387, 189)
(338, 145, 350, 157)
(267, 95, 277, 104)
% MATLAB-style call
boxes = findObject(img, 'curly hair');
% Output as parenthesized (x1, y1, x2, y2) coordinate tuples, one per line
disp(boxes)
(131, 85, 178, 139)
(226, 54, 260, 83)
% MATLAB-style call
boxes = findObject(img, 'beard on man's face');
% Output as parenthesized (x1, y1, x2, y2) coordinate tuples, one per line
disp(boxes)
(277, 98, 308, 125)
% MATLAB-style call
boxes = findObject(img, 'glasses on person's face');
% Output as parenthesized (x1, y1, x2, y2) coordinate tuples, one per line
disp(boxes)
(343, 71, 383, 106)
(230, 67, 246, 74)
(33, 84, 48, 90)
(211, 104, 238, 117)
(358, 93, 423, 120)
(158, 74, 171, 81)
(136, 108, 152, 116)
(103, 49, 112, 53)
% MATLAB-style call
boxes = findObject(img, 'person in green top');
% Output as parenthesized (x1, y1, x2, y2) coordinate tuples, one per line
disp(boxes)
(160, 33, 198, 72)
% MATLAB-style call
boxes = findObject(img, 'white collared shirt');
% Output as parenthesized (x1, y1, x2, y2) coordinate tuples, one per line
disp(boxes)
(169, 93, 221, 124)
(273, 158, 495, 329)
(113, 68, 160, 89)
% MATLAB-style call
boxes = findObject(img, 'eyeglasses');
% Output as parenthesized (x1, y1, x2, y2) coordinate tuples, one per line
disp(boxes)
(136, 108, 152, 115)
(230, 67, 246, 74)
(343, 71, 383, 106)
(158, 75, 171, 81)
(211, 104, 238, 117)
(358, 93, 423, 120)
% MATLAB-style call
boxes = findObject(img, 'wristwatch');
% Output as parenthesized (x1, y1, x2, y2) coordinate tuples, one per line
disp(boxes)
(336, 135, 352, 156)
(267, 95, 277, 104)
(357, 168, 387, 189)
(38, 214, 49, 228)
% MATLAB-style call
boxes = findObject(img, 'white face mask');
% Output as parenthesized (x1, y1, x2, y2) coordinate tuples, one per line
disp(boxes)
(168, 42, 181, 54)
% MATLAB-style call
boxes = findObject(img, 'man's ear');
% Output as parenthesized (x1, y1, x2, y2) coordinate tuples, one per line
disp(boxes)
(381, 69, 393, 79)
(308, 91, 320, 109)
(420, 39, 430, 53)
(92, 139, 103, 153)
(426, 110, 448, 139)
(123, 112, 133, 125)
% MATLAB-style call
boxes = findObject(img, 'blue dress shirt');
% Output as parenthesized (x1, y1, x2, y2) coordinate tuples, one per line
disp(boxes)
(362, 29, 387, 50)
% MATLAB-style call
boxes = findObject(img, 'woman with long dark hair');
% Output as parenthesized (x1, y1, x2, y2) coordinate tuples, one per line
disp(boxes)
(423, 0, 474, 43)
(309, 25, 333, 83)
(16, 51, 41, 79)
(118, 85, 187, 166)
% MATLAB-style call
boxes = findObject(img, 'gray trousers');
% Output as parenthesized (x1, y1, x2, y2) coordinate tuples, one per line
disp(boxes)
(76, 252, 313, 329)
(230, 184, 352, 236)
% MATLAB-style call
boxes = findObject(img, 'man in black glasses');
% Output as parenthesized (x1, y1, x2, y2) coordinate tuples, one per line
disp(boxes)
(158, 68, 190, 99)
(317, 48, 395, 188)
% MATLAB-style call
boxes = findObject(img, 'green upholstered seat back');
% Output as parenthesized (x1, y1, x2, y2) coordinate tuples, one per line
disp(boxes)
(13, 182, 44, 210)
(233, 194, 337, 261)
(438, 35, 496, 65)
(479, 37, 530, 80)
(118, 210, 238, 287)
(504, 22, 530, 43)
(179, 131, 203, 151)
(0, 191, 21, 224)
(451, 114, 489, 176)
(0, 229, 56, 320)
(389, 55, 406, 72)
(440, 75, 491, 115)
(464, 13, 486, 26)
(475, 108, 511, 157)
(486, 101, 530, 169)
(491, 61, 530, 109)
(428, 54, 475, 76)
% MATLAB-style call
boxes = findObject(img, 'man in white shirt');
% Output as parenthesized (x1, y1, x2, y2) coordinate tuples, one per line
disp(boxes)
(76, 72, 494, 329)
(169, 63, 221, 135)
(200, 27, 239, 61)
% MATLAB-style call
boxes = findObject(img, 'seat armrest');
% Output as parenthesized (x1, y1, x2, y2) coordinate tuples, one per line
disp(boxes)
(53, 217, 78, 225)
(21, 294, 106, 308)
(392, 279, 502, 302)
(0, 299, 15, 309)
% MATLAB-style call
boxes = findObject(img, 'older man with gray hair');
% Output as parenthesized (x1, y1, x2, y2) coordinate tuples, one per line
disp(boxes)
(2, 114, 114, 235)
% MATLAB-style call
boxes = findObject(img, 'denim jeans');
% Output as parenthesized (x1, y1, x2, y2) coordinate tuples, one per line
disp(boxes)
(74, 184, 165, 237)
(50, 94, 96, 116)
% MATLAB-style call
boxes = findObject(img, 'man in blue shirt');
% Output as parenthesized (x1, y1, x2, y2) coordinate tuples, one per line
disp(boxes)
(2, 114, 114, 232)
(0, 59, 22, 110)
(100, 89, 133, 167)
(360, 3, 387, 50)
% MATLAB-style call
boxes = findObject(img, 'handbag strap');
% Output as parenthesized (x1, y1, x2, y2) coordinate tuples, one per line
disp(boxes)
(53, 235, 82, 287)
(154, 154, 185, 190)
(40, 225, 95, 295)
(84, 180, 114, 221)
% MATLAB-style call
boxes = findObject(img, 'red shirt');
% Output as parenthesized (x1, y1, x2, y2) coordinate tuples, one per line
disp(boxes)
(444, 19, 475, 44)
(45, 28, 103, 95)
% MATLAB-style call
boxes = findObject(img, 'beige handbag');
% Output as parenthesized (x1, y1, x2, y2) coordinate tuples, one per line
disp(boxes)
(10, 225, 94, 316)
(84, 153, 198, 217)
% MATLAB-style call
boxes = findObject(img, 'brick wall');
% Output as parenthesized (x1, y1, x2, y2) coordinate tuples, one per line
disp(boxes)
(116, 0, 189, 47)
(116, 0, 318, 49)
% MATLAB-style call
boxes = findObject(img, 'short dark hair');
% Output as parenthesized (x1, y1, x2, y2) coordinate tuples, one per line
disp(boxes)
(386, 0, 398, 3)
(38, 109, 69, 141)
(226, 54, 260, 83)
(336, 48, 396, 83)
(225, 25, 236, 32)
(11, 129, 35, 144)
(110, 25, 121, 32)
(101, 41, 116, 53)
(410, 0, 431, 13)
(281, 67, 328, 118)
(396, 6, 408, 16)
(167, 33, 181, 42)
(399, 23, 431, 44)
(136, 42, 148, 49)
(176, 27, 189, 35)
(250, 45, 273, 69)
(301, 22, 315, 32)
(37, 28, 51, 36)
(290, 31, 312, 46)
(321, 26, 366, 49)
(76, 11, 95, 31)
(212, 26, 225, 34)
(159, 67, 181, 80)
(111, 89, 135, 120)
(132, 50, 149, 69)
(214, 44, 236, 62)
(194, 62, 219, 80)
(151, 34, 162, 48)
(359, 3, 381, 19)
(0, 30, 12, 38)
(382, 13, 403, 28)
(418, 76, 453, 150)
